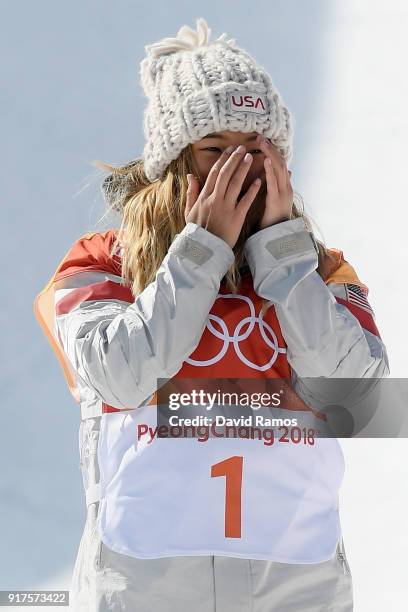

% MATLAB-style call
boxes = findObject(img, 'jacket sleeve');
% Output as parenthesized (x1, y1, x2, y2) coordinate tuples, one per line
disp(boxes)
(243, 216, 390, 379)
(54, 222, 235, 409)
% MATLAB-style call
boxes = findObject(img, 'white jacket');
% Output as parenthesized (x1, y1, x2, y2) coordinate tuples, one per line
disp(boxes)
(33, 216, 390, 564)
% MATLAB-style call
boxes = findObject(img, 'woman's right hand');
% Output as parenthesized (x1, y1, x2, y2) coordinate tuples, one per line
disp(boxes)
(184, 145, 262, 249)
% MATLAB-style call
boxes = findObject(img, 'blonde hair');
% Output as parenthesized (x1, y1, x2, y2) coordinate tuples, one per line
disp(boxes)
(93, 144, 337, 318)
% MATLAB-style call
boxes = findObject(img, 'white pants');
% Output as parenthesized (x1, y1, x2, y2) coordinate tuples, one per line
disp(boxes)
(69, 503, 353, 611)
(70, 417, 353, 611)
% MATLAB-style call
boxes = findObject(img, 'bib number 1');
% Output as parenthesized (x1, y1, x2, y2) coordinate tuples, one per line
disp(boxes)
(211, 456, 243, 538)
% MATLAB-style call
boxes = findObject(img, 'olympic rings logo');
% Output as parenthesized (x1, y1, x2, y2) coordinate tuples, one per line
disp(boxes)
(185, 293, 286, 371)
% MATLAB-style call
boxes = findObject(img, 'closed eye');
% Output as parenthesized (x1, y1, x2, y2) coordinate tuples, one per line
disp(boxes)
(203, 147, 262, 154)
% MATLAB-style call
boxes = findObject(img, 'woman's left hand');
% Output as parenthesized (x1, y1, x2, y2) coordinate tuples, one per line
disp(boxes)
(255, 134, 294, 229)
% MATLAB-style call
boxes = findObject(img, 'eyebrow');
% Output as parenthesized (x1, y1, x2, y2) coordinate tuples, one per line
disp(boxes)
(203, 132, 258, 141)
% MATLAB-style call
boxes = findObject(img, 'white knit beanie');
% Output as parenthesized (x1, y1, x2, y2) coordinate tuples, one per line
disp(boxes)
(139, 17, 294, 183)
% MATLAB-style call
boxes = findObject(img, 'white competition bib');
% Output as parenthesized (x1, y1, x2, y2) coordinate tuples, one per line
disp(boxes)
(97, 404, 345, 563)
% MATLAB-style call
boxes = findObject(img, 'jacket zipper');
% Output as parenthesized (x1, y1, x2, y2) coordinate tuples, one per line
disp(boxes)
(337, 546, 351, 576)
(93, 537, 103, 570)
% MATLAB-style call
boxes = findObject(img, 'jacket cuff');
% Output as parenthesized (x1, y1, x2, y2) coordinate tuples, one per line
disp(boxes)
(168, 222, 235, 280)
(243, 217, 319, 305)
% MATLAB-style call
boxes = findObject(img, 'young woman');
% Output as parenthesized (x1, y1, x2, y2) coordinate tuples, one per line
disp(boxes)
(34, 17, 389, 612)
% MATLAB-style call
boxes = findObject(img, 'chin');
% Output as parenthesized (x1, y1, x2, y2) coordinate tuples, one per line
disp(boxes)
(235, 212, 261, 247)
(235, 181, 266, 244)
(245, 199, 264, 235)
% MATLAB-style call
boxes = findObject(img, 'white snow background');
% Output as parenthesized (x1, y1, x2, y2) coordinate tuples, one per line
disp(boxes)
(0, 1, 406, 610)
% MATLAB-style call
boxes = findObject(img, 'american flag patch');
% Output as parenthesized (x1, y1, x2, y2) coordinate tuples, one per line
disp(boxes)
(345, 283, 374, 316)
